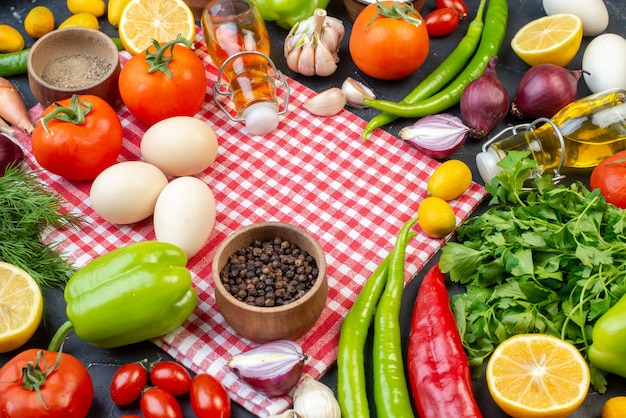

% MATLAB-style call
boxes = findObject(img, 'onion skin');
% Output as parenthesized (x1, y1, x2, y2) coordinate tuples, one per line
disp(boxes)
(0, 133, 24, 176)
(511, 64, 584, 120)
(460, 56, 510, 139)
(399, 114, 469, 160)
(227, 340, 307, 397)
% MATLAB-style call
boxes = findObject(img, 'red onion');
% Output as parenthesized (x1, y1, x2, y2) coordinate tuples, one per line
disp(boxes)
(227, 339, 307, 397)
(398, 113, 469, 159)
(0, 133, 24, 176)
(460, 56, 510, 139)
(511, 64, 585, 120)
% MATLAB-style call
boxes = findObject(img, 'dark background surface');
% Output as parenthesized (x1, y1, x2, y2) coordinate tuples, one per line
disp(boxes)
(1, 0, 625, 416)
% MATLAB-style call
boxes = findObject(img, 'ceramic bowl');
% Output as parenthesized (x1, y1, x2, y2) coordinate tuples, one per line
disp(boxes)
(27, 27, 121, 108)
(212, 222, 327, 343)
(344, 0, 425, 21)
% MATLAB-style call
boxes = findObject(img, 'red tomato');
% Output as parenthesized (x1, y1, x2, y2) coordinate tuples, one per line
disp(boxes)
(140, 387, 183, 418)
(150, 361, 192, 396)
(190, 373, 231, 418)
(119, 42, 207, 127)
(349, 1, 430, 80)
(425, 8, 460, 37)
(31, 94, 123, 181)
(0, 348, 94, 418)
(110, 362, 148, 406)
(590, 150, 626, 208)
(436, 0, 468, 20)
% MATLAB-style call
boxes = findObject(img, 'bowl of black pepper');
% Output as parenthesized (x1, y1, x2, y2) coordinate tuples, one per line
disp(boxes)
(212, 222, 327, 343)
(27, 27, 121, 108)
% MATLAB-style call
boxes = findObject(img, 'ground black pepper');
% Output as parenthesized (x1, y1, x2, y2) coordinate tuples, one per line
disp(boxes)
(220, 236, 318, 307)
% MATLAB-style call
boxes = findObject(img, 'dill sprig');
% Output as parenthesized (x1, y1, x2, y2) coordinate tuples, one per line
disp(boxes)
(0, 165, 86, 288)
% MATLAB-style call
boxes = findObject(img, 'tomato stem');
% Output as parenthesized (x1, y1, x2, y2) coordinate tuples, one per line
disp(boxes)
(369, 1, 424, 28)
(20, 349, 63, 409)
(39, 95, 92, 133)
(145, 35, 194, 78)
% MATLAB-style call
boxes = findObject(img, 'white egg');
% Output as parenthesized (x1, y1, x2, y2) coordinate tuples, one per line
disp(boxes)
(90, 161, 168, 224)
(153, 176, 216, 259)
(542, 0, 609, 36)
(582, 33, 626, 94)
(141, 116, 219, 177)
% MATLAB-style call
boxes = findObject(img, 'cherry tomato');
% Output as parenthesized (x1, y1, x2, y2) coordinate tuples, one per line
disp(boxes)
(31, 94, 123, 181)
(590, 150, 626, 208)
(119, 42, 207, 127)
(425, 8, 460, 37)
(110, 362, 148, 406)
(436, 0, 468, 20)
(150, 361, 192, 396)
(0, 349, 94, 418)
(190, 373, 231, 418)
(349, 1, 430, 80)
(140, 387, 183, 418)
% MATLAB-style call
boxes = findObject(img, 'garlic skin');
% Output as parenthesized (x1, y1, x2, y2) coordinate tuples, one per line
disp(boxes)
(284, 9, 345, 77)
(303, 88, 347, 117)
(267, 410, 303, 418)
(292, 375, 341, 418)
(341, 77, 376, 109)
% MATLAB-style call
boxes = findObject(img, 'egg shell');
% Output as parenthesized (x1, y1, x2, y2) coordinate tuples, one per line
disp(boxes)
(89, 161, 168, 224)
(582, 33, 626, 94)
(153, 176, 216, 259)
(141, 116, 219, 177)
(542, 0, 609, 36)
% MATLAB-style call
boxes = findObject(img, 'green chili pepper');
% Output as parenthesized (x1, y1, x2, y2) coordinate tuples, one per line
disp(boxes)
(373, 218, 418, 418)
(361, 0, 487, 140)
(0, 49, 29, 78)
(589, 292, 626, 378)
(363, 0, 508, 119)
(48, 241, 198, 350)
(255, 0, 330, 30)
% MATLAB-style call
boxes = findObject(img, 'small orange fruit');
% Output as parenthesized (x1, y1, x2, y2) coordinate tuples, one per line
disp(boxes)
(427, 159, 472, 201)
(417, 196, 456, 239)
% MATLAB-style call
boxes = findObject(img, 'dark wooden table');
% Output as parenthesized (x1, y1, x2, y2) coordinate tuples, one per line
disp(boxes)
(1, 0, 625, 416)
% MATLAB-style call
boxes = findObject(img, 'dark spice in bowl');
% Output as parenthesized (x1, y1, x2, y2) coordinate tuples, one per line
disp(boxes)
(219, 236, 319, 307)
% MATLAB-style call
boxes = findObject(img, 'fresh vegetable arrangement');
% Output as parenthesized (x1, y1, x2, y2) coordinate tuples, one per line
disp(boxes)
(440, 150, 626, 393)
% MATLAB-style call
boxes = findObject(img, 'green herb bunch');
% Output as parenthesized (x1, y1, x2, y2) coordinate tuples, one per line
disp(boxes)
(440, 151, 626, 393)
(0, 165, 85, 288)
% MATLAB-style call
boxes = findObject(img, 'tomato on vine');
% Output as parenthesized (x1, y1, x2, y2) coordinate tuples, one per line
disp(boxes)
(349, 1, 429, 80)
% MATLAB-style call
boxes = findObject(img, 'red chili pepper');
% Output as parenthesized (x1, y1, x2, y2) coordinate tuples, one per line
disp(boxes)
(408, 263, 482, 417)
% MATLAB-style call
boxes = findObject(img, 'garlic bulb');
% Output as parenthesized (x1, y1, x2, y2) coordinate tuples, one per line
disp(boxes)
(284, 8, 345, 77)
(267, 410, 302, 418)
(303, 88, 347, 117)
(292, 375, 341, 418)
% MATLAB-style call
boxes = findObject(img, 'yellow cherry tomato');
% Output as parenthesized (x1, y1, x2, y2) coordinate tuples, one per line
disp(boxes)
(58, 12, 100, 30)
(67, 0, 106, 17)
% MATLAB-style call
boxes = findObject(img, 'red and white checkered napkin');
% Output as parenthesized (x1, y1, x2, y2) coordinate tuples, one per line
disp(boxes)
(15, 28, 487, 417)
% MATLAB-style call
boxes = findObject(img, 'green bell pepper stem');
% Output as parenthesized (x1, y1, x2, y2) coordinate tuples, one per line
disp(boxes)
(255, 0, 331, 30)
(48, 241, 198, 351)
(589, 292, 626, 378)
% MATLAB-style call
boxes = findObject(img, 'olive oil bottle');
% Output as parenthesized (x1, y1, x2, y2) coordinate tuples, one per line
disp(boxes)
(477, 89, 626, 183)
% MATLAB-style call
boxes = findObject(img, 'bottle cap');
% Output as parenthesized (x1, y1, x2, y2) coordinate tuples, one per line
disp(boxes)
(243, 102, 279, 136)
(476, 148, 503, 184)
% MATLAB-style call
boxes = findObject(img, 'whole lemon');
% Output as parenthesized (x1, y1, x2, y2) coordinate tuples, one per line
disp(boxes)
(417, 196, 456, 239)
(603, 396, 626, 418)
(428, 160, 472, 201)
(24, 6, 55, 39)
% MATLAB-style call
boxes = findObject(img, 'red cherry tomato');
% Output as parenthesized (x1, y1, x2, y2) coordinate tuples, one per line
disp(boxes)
(425, 8, 460, 37)
(190, 373, 231, 418)
(436, 0, 468, 20)
(590, 150, 626, 208)
(140, 387, 183, 418)
(150, 361, 192, 396)
(110, 362, 148, 406)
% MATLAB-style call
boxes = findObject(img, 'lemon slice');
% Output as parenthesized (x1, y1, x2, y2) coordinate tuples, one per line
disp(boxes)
(118, 0, 195, 55)
(0, 262, 43, 353)
(486, 333, 590, 418)
(511, 13, 583, 67)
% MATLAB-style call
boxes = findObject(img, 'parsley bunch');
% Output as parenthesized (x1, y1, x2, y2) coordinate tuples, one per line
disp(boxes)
(440, 151, 626, 393)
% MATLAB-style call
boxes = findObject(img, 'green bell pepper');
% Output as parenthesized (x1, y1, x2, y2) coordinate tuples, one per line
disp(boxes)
(255, 0, 331, 30)
(589, 292, 626, 378)
(48, 241, 198, 350)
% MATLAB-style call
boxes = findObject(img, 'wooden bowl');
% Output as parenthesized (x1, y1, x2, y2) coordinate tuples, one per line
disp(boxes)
(344, 0, 425, 21)
(27, 28, 121, 108)
(212, 222, 327, 343)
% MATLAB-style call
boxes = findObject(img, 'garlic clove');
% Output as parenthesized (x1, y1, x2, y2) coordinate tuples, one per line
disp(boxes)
(303, 88, 347, 117)
(296, 39, 316, 77)
(293, 375, 341, 418)
(341, 77, 376, 109)
(286, 47, 303, 75)
(267, 410, 302, 418)
(314, 43, 338, 77)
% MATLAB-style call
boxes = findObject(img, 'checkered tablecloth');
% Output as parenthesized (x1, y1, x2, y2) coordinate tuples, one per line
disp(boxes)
(13, 27, 487, 417)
